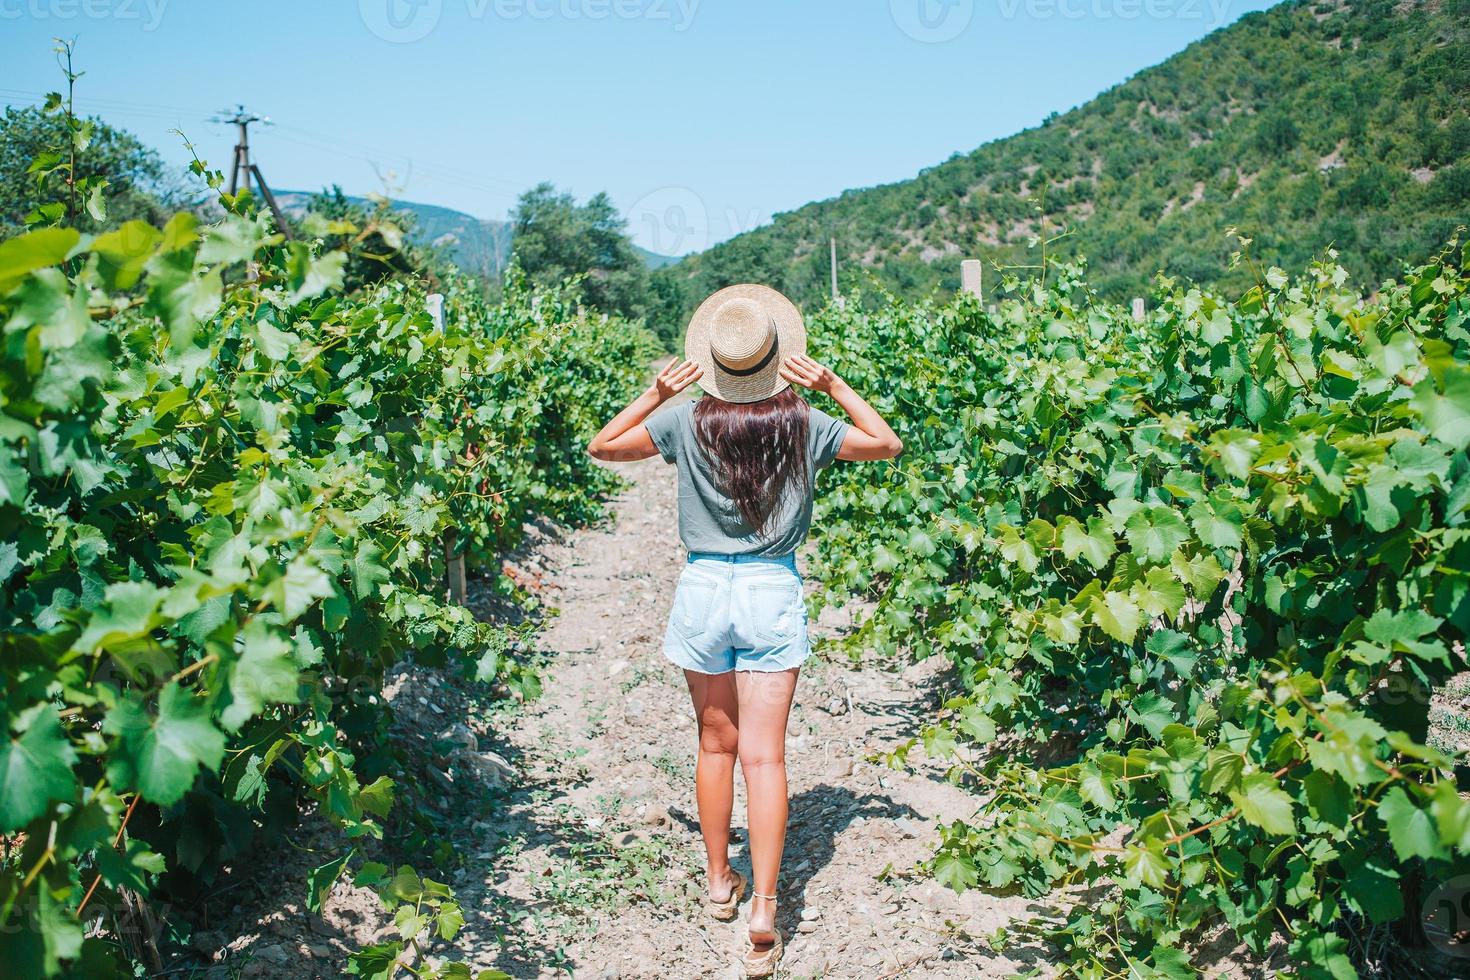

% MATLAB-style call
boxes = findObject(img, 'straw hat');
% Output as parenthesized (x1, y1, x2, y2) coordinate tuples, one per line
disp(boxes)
(685, 284, 807, 403)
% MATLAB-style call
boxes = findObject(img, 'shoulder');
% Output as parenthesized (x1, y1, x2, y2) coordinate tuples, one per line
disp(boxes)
(649, 400, 694, 430)
(807, 403, 848, 433)
(645, 399, 694, 461)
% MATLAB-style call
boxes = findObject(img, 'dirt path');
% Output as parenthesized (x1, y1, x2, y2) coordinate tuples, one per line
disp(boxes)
(442, 449, 1042, 979)
(200, 442, 1280, 979)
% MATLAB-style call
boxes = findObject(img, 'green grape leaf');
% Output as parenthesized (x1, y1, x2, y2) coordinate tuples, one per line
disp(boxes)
(933, 850, 979, 894)
(262, 557, 335, 623)
(0, 226, 79, 290)
(1093, 590, 1143, 644)
(308, 848, 356, 915)
(1364, 607, 1441, 646)
(1170, 548, 1225, 600)
(1411, 364, 1470, 450)
(1377, 786, 1446, 861)
(997, 526, 1039, 573)
(1343, 854, 1403, 924)
(1230, 772, 1295, 836)
(356, 776, 396, 819)
(1124, 506, 1191, 565)
(1078, 768, 1117, 810)
(1302, 771, 1351, 828)
(94, 838, 167, 893)
(1127, 693, 1174, 739)
(1209, 430, 1262, 480)
(1188, 498, 1243, 549)
(1043, 606, 1084, 645)
(0, 707, 79, 832)
(221, 620, 302, 731)
(1134, 567, 1187, 620)
(1059, 515, 1117, 568)
(1121, 844, 1169, 890)
(104, 685, 227, 805)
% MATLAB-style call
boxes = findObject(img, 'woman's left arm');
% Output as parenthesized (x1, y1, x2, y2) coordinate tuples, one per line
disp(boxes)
(588, 359, 703, 462)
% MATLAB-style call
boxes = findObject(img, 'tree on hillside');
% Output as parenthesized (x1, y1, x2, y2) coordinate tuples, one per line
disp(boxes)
(0, 106, 192, 239)
(510, 182, 647, 321)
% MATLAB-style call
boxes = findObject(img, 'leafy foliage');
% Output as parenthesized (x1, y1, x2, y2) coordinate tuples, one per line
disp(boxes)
(0, 205, 658, 974)
(296, 185, 449, 292)
(806, 238, 1470, 974)
(0, 44, 192, 238)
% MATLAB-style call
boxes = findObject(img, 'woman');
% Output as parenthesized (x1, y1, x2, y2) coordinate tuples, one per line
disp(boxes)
(588, 284, 902, 976)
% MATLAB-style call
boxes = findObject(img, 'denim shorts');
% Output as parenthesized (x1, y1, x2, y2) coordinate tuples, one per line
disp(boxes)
(663, 553, 810, 675)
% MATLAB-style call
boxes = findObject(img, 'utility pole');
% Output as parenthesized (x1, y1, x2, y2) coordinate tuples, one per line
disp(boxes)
(211, 105, 293, 239)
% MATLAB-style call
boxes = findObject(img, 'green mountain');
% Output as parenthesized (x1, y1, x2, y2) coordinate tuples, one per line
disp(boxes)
(275, 191, 674, 277)
(655, 0, 1470, 320)
(637, 246, 680, 270)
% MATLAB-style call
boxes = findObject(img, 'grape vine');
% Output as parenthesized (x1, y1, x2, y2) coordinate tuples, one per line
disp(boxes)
(0, 205, 658, 975)
(808, 240, 1470, 977)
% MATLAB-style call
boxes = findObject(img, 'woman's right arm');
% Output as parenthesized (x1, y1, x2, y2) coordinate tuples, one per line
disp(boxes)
(588, 358, 702, 462)
(780, 354, 903, 461)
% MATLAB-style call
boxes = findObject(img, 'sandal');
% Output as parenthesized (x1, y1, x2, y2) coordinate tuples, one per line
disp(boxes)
(743, 891, 783, 978)
(706, 869, 747, 922)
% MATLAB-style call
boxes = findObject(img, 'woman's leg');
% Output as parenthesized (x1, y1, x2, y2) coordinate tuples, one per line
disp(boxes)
(735, 667, 800, 945)
(684, 669, 741, 900)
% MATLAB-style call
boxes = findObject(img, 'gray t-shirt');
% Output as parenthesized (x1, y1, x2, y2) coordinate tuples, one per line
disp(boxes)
(645, 399, 851, 558)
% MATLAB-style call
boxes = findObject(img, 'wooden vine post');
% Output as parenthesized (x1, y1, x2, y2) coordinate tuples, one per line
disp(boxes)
(1132, 297, 1146, 322)
(429, 293, 469, 606)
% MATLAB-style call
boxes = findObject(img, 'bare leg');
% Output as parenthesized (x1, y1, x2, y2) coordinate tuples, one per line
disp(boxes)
(736, 667, 799, 948)
(684, 670, 741, 901)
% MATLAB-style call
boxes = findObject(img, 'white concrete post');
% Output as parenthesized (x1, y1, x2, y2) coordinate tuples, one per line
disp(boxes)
(960, 260, 983, 298)
(429, 291, 465, 604)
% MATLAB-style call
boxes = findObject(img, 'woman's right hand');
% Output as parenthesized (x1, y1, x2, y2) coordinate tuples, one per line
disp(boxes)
(650, 358, 703, 401)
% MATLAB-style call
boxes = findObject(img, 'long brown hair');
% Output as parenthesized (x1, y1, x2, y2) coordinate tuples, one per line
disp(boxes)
(692, 388, 810, 536)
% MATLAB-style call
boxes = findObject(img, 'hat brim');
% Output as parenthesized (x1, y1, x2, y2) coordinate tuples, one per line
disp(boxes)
(685, 284, 807, 404)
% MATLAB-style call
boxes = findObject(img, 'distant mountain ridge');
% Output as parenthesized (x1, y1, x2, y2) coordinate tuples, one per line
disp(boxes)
(274, 191, 675, 276)
(655, 0, 1470, 318)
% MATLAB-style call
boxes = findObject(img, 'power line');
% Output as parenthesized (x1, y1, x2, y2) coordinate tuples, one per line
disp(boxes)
(0, 87, 533, 207)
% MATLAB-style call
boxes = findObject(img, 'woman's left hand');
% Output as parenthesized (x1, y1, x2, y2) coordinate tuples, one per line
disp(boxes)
(780, 354, 842, 394)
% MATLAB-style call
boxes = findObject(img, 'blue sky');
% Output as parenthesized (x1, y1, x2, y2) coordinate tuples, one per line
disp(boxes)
(0, 0, 1279, 254)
